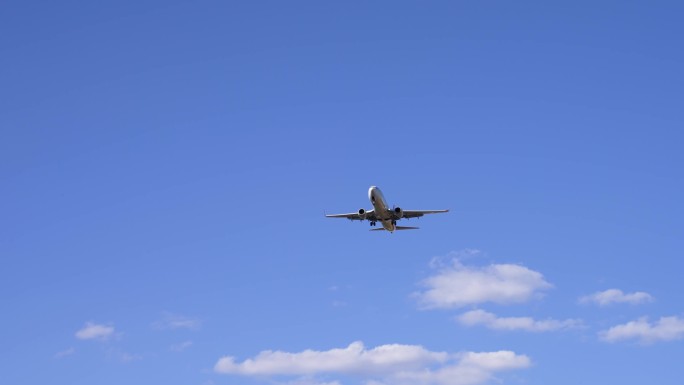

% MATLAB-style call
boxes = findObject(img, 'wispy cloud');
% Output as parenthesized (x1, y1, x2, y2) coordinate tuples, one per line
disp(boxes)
(104, 348, 142, 363)
(429, 249, 483, 268)
(171, 340, 193, 352)
(120, 352, 143, 363)
(414, 258, 552, 309)
(599, 316, 684, 344)
(579, 289, 653, 306)
(54, 347, 76, 359)
(153, 312, 201, 331)
(456, 310, 583, 332)
(331, 300, 347, 307)
(281, 379, 341, 385)
(75, 322, 115, 341)
(215, 341, 531, 385)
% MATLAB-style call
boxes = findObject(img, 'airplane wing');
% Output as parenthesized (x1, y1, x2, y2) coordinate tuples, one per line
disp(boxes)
(400, 209, 449, 219)
(325, 210, 376, 221)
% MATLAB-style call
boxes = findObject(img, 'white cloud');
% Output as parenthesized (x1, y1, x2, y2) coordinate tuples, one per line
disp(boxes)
(54, 347, 75, 359)
(395, 351, 531, 385)
(456, 310, 582, 332)
(75, 322, 115, 341)
(215, 341, 531, 385)
(599, 316, 684, 344)
(579, 289, 653, 306)
(414, 259, 552, 309)
(215, 341, 445, 376)
(153, 312, 201, 330)
(171, 340, 193, 352)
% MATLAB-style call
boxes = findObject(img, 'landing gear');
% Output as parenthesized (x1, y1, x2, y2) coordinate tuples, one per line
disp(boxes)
(391, 220, 396, 226)
(369, 221, 376, 227)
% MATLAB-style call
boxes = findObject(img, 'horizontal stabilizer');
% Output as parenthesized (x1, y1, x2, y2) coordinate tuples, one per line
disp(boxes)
(369, 226, 420, 231)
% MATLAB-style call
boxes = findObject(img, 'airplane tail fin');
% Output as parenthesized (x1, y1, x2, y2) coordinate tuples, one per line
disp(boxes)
(369, 226, 419, 232)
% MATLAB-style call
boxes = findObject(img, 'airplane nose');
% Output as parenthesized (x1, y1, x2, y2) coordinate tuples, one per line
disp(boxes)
(368, 186, 376, 200)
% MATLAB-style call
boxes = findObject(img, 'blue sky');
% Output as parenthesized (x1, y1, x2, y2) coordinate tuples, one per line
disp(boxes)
(2, 1, 683, 384)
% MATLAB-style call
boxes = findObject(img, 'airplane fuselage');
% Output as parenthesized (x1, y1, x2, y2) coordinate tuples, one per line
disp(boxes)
(368, 186, 395, 232)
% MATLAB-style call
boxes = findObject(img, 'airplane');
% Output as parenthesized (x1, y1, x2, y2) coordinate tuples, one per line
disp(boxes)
(325, 186, 449, 232)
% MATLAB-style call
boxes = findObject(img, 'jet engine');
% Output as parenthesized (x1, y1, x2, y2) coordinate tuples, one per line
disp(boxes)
(358, 208, 367, 219)
(393, 207, 404, 218)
